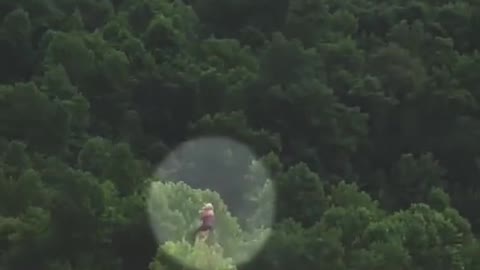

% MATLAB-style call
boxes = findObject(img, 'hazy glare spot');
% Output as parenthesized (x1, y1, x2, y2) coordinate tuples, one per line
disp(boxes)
(147, 136, 275, 269)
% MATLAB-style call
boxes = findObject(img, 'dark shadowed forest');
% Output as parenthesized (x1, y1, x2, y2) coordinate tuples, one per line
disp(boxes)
(1, 0, 480, 269)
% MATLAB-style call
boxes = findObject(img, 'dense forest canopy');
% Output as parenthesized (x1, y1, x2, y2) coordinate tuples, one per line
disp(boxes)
(1, 0, 480, 269)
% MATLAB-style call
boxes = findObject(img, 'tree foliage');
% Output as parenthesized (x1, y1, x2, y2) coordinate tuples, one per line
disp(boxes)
(1, 0, 480, 269)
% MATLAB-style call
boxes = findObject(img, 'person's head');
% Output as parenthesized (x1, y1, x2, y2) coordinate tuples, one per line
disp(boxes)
(203, 203, 213, 210)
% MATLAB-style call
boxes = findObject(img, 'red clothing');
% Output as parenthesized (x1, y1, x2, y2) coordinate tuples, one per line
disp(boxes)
(201, 209, 215, 227)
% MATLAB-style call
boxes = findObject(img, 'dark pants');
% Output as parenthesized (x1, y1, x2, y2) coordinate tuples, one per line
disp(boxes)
(193, 224, 214, 243)
(194, 224, 213, 234)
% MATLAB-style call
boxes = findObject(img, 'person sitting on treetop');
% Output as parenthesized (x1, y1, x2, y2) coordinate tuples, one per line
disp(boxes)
(194, 202, 215, 242)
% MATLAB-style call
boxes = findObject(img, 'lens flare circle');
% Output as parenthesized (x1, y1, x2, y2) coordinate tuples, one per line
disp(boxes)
(147, 136, 275, 269)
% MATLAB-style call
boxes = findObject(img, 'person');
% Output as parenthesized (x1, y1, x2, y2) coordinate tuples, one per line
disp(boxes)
(193, 202, 215, 243)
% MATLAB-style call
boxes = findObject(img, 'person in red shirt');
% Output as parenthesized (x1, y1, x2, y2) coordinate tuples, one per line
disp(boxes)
(193, 203, 215, 243)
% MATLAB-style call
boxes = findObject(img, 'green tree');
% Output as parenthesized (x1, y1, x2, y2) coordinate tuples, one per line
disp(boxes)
(77, 137, 112, 176)
(103, 142, 142, 195)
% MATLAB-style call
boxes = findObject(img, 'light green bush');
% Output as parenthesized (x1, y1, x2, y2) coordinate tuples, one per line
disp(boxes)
(147, 178, 272, 268)
(150, 241, 236, 270)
